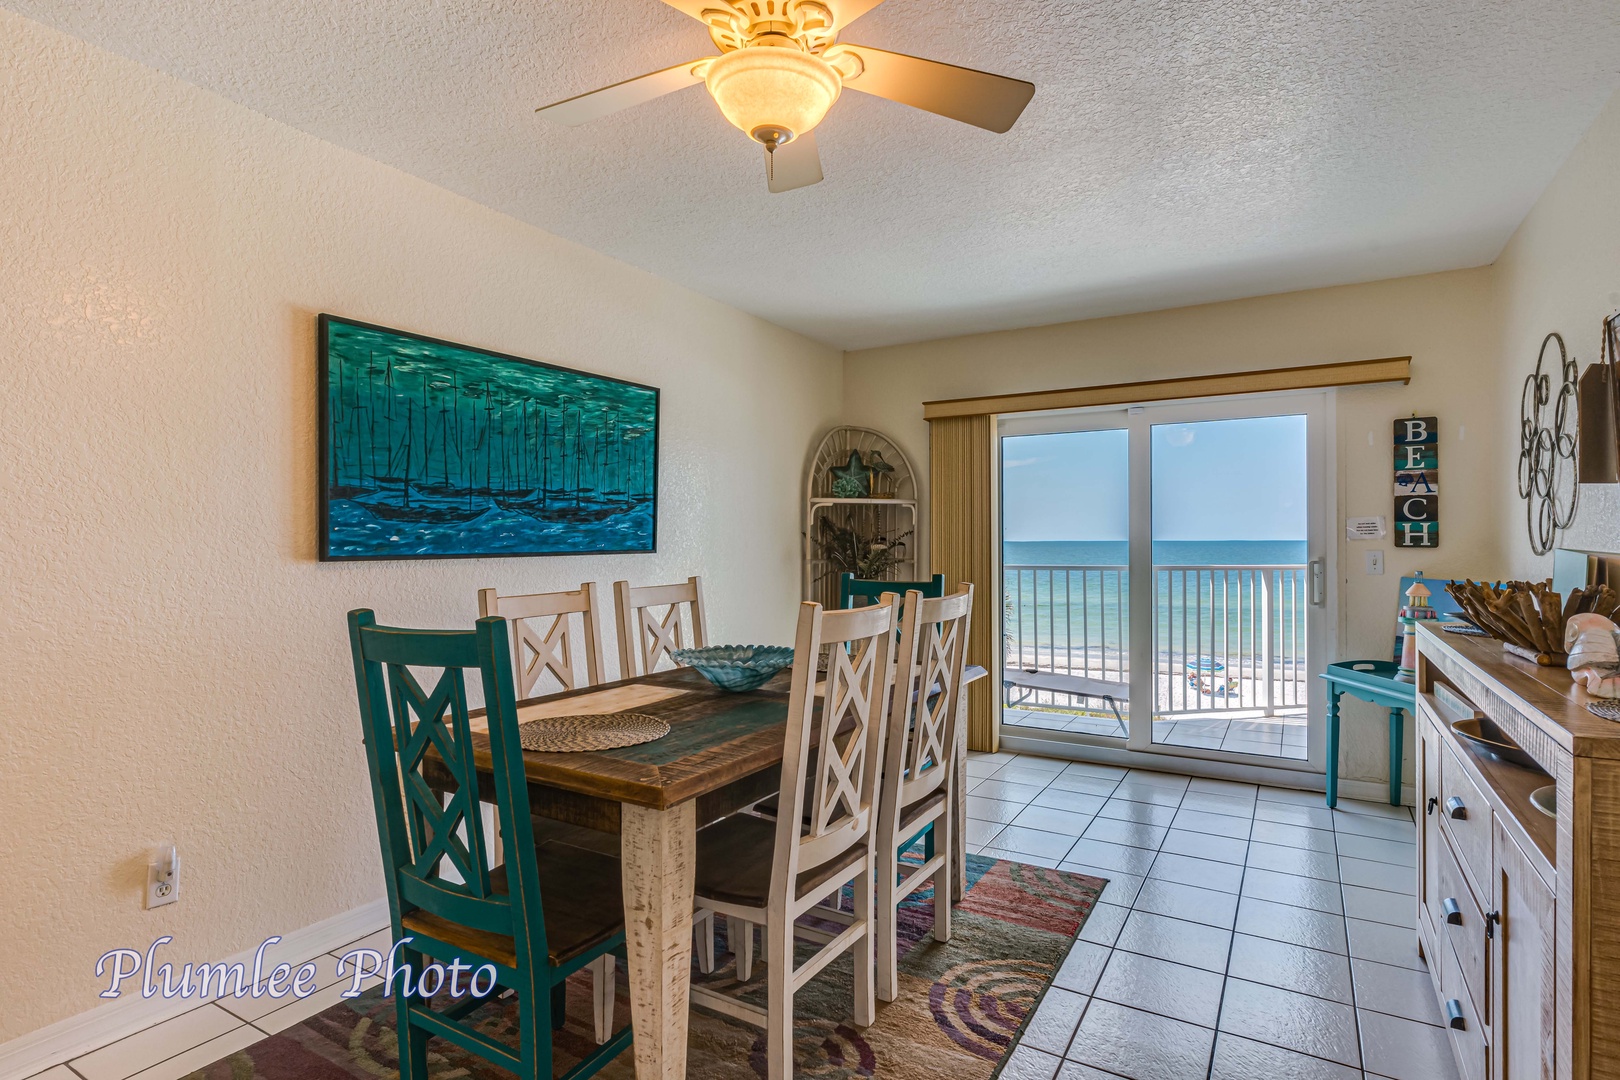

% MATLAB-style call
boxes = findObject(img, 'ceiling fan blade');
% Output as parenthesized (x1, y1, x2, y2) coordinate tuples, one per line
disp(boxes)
(837, 44, 1034, 133)
(766, 131, 823, 193)
(536, 61, 706, 126)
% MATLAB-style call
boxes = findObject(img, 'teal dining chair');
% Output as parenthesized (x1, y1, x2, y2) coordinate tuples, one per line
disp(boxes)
(838, 572, 945, 610)
(347, 610, 632, 1080)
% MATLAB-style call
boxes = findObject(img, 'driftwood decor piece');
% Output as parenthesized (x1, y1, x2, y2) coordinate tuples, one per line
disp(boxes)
(1518, 332, 1580, 556)
(1445, 578, 1620, 665)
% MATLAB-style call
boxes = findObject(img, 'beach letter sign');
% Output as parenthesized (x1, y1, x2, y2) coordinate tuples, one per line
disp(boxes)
(1394, 416, 1438, 547)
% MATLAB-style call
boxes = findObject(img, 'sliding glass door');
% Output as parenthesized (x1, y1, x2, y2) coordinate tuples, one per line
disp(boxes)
(999, 392, 1333, 771)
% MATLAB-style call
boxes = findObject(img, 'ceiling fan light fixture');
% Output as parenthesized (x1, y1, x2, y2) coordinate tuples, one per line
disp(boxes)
(702, 46, 842, 145)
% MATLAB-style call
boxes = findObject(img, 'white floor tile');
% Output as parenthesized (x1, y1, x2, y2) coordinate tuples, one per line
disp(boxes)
(1061, 761, 1128, 781)
(1351, 958, 1443, 1025)
(1253, 801, 1336, 830)
(1082, 816, 1168, 850)
(1186, 778, 1259, 801)
(1021, 987, 1089, 1055)
(217, 950, 349, 1023)
(1076, 901, 1130, 946)
(1122, 769, 1192, 790)
(1335, 832, 1416, 866)
(1234, 897, 1348, 954)
(1343, 884, 1416, 927)
(1053, 940, 1112, 996)
(1159, 828, 1249, 865)
(1114, 909, 1233, 973)
(1002, 1045, 1063, 1080)
(1210, 1032, 1362, 1080)
(1044, 774, 1123, 797)
(980, 844, 1066, 869)
(1332, 811, 1416, 843)
(331, 926, 393, 958)
(22, 1068, 79, 1080)
(1241, 868, 1345, 914)
(1250, 819, 1337, 853)
(1132, 879, 1239, 929)
(1170, 808, 1252, 840)
(1335, 798, 1414, 821)
(1359, 1009, 1462, 1080)
(972, 778, 1049, 803)
(1067, 999, 1215, 1080)
(1006, 754, 1068, 775)
(1108, 780, 1185, 806)
(1346, 917, 1427, 971)
(1064, 837, 1158, 877)
(1245, 841, 1340, 881)
(1217, 977, 1360, 1067)
(969, 795, 1030, 824)
(122, 1026, 263, 1080)
(1096, 798, 1178, 827)
(1256, 785, 1325, 806)
(1340, 855, 1416, 894)
(1227, 933, 1353, 1003)
(1060, 862, 1145, 906)
(966, 819, 1007, 846)
(1178, 791, 1257, 818)
(72, 1005, 243, 1080)
(1032, 788, 1110, 816)
(999, 765, 1071, 786)
(1094, 950, 1225, 1027)
(993, 826, 1080, 861)
(1012, 804, 1098, 837)
(1147, 851, 1245, 894)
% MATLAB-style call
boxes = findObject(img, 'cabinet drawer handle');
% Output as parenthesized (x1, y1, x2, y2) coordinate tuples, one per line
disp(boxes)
(1445, 999, 1467, 1030)
(1445, 796, 1468, 820)
(1441, 897, 1463, 925)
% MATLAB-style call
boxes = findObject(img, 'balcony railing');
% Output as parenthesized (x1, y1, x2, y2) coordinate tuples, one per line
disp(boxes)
(1004, 563, 1309, 717)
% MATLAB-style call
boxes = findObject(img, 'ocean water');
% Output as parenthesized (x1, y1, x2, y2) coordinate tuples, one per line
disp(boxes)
(1003, 539, 1309, 666)
(1006, 539, 1308, 566)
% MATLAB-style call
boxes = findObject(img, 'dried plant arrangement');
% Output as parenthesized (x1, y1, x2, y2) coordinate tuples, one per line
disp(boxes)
(1445, 578, 1620, 665)
(812, 516, 915, 583)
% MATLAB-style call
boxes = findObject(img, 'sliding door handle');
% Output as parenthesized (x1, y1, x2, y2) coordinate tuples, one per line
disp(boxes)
(1309, 558, 1326, 607)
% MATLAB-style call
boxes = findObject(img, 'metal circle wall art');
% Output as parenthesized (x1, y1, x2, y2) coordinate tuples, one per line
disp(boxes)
(1518, 331, 1580, 556)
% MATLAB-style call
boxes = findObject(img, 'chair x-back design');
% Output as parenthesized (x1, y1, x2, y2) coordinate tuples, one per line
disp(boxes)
(875, 584, 974, 1001)
(689, 597, 897, 1080)
(613, 575, 708, 677)
(478, 582, 608, 698)
(346, 611, 631, 1079)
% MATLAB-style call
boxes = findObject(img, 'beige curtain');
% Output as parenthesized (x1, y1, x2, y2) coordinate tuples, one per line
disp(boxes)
(928, 415, 998, 752)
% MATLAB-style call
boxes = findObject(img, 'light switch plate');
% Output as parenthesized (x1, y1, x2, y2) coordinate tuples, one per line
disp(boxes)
(1367, 550, 1385, 576)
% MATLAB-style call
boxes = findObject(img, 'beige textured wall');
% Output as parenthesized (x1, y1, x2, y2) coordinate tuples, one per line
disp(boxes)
(841, 270, 1503, 791)
(1492, 92, 1620, 576)
(0, 10, 840, 1040)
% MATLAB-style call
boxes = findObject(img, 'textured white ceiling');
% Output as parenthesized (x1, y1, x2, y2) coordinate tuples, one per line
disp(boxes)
(10, 0, 1620, 349)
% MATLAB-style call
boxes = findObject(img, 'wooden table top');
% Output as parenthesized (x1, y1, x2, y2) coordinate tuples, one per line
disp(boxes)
(464, 664, 989, 813)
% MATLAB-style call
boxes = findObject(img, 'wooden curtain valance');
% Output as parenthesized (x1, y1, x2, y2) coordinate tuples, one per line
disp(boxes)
(922, 356, 1411, 421)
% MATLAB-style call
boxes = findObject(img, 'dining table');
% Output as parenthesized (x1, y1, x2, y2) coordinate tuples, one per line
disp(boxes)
(427, 660, 987, 1080)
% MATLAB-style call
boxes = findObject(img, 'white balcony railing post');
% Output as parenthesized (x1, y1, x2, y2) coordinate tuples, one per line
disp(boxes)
(1259, 569, 1275, 716)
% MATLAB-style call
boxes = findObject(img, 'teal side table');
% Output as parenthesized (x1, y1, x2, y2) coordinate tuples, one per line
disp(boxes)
(1319, 660, 1415, 808)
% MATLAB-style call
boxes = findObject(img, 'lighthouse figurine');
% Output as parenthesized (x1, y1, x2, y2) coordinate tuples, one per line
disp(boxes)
(1396, 574, 1435, 682)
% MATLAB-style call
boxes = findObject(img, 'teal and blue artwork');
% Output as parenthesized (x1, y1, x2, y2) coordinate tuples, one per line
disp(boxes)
(318, 315, 658, 560)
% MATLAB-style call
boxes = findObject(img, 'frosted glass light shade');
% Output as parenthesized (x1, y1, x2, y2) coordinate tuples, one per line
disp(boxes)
(703, 47, 841, 144)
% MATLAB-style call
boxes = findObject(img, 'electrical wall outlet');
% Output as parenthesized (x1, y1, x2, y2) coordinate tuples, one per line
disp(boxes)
(146, 845, 179, 909)
(1367, 550, 1385, 576)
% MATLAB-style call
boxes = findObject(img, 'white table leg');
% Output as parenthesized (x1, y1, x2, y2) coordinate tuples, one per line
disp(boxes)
(621, 800, 697, 1080)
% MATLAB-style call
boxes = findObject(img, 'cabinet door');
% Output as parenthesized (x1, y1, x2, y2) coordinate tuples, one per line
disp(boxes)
(1491, 818, 1555, 1080)
(1419, 716, 1442, 938)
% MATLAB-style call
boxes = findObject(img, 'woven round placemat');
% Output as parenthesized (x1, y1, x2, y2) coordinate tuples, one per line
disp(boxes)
(517, 712, 670, 752)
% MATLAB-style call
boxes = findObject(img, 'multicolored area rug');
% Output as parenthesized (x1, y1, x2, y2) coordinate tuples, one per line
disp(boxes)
(184, 856, 1104, 1079)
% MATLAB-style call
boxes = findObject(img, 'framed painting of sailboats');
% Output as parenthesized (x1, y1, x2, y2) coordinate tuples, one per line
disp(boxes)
(317, 315, 659, 560)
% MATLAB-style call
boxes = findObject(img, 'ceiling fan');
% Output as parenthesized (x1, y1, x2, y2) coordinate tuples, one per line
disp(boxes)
(534, 0, 1035, 193)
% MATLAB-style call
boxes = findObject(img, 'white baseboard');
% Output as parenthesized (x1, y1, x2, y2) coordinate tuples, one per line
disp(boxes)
(0, 898, 389, 1080)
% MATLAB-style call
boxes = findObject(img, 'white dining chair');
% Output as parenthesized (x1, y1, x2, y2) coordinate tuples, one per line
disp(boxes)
(476, 583, 616, 1042)
(689, 597, 897, 1080)
(612, 575, 708, 678)
(478, 582, 609, 698)
(874, 584, 974, 1001)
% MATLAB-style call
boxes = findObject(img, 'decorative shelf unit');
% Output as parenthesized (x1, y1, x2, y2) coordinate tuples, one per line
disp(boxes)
(803, 427, 919, 607)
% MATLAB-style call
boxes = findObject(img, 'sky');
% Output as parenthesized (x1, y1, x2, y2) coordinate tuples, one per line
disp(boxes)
(1002, 414, 1308, 542)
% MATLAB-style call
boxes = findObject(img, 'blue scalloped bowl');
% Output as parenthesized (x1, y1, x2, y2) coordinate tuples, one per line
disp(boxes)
(673, 645, 795, 692)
